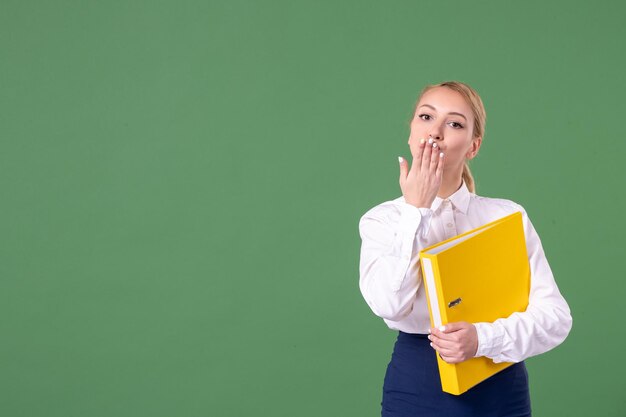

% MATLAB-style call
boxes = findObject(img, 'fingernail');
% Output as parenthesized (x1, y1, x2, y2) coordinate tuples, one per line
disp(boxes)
(427, 335, 432, 340)
(428, 328, 431, 334)
(420, 138, 425, 144)
(428, 138, 433, 144)
(430, 342, 433, 347)
(440, 152, 444, 158)
(433, 143, 438, 148)
(398, 156, 403, 164)
(439, 326, 446, 332)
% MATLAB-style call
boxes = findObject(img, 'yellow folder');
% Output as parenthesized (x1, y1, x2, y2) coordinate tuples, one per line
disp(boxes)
(418, 211, 530, 395)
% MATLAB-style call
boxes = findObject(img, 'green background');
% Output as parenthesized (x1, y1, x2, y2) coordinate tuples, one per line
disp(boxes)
(2, 1, 624, 415)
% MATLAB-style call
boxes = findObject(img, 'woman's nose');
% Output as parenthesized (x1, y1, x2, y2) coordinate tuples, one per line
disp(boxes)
(428, 125, 443, 141)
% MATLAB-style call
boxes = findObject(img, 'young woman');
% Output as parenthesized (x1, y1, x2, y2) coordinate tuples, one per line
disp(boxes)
(358, 81, 572, 417)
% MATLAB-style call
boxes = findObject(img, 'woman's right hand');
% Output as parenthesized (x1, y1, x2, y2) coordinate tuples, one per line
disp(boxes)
(398, 138, 444, 209)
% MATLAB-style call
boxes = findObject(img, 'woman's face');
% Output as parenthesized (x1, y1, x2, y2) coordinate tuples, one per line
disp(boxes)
(408, 87, 482, 176)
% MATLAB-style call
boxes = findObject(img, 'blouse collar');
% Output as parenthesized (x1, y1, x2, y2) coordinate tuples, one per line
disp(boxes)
(430, 179, 472, 215)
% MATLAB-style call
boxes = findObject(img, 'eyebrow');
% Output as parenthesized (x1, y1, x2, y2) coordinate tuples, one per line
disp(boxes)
(418, 104, 467, 121)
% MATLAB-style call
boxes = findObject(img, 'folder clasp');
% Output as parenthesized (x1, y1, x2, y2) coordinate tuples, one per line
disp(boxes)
(448, 298, 462, 308)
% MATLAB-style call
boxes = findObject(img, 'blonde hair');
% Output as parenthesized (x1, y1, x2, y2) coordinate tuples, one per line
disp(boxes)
(411, 80, 486, 194)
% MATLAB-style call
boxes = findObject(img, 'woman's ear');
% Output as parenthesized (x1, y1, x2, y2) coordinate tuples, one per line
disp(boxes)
(466, 136, 482, 159)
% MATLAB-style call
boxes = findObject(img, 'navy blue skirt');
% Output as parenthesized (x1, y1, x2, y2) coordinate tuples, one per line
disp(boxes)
(382, 331, 531, 417)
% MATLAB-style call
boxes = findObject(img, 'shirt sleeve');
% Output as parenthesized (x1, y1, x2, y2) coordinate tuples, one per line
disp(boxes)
(472, 206, 573, 363)
(358, 201, 433, 321)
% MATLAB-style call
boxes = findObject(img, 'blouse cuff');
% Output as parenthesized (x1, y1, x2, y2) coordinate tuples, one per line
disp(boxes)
(473, 322, 504, 359)
(398, 202, 433, 239)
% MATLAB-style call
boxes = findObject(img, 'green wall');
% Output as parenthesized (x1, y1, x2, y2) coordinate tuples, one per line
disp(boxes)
(2, 1, 624, 415)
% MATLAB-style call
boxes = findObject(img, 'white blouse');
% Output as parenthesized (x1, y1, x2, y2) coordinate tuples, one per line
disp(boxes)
(358, 179, 572, 363)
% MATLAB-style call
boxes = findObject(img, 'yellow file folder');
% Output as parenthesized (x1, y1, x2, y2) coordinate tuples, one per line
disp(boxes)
(418, 211, 530, 395)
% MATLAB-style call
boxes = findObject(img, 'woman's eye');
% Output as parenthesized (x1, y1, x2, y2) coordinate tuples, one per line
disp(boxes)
(419, 114, 464, 129)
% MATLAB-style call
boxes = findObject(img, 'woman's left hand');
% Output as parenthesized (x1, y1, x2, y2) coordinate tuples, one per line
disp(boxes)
(428, 322, 479, 364)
